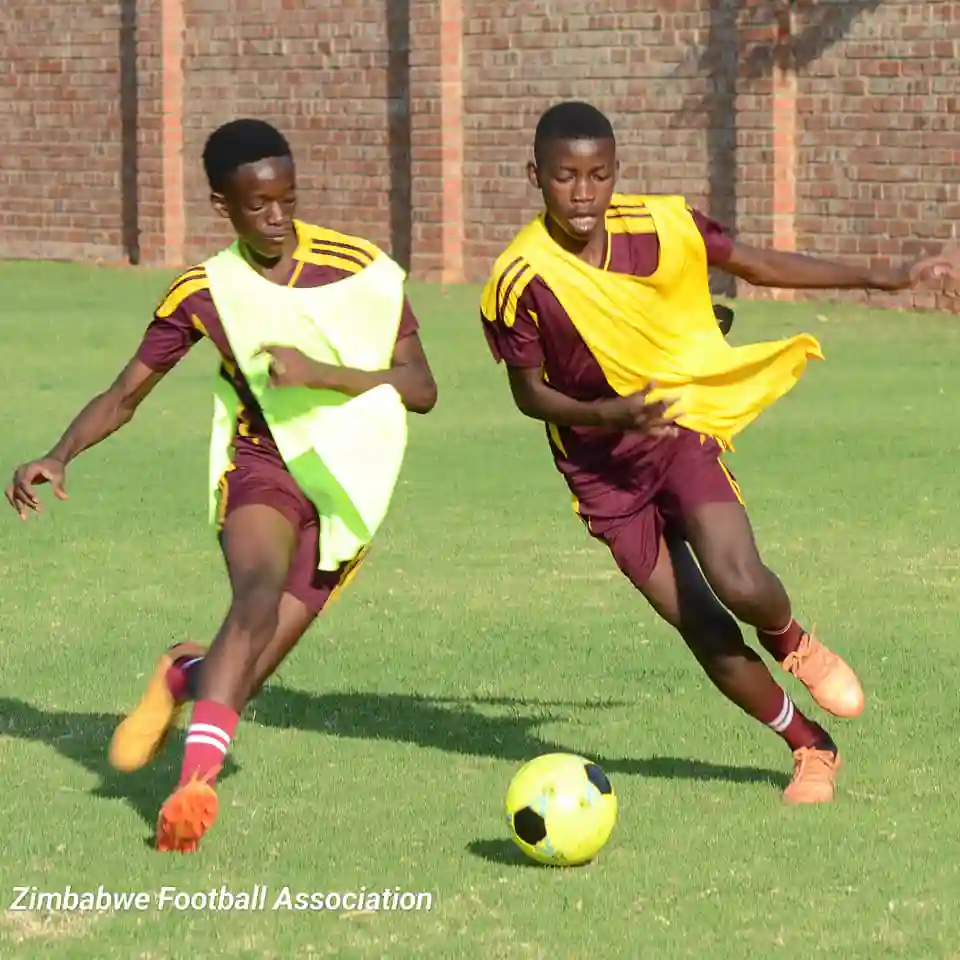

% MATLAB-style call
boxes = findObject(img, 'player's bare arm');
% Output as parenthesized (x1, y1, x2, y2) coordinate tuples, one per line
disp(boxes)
(506, 365, 678, 437)
(722, 240, 960, 292)
(258, 332, 438, 414)
(5, 356, 165, 520)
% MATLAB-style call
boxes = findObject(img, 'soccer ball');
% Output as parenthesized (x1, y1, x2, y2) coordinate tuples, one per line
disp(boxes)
(505, 753, 618, 866)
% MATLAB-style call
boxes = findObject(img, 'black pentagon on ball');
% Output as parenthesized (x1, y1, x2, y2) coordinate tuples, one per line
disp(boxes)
(584, 763, 612, 795)
(513, 806, 547, 845)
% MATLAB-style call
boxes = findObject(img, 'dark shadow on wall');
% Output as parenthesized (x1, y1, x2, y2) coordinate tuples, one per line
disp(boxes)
(386, 0, 412, 271)
(735, 0, 886, 81)
(704, 0, 739, 297)
(683, 0, 885, 293)
(119, 0, 140, 264)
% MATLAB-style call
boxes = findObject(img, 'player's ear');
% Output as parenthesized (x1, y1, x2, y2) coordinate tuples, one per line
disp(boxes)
(210, 192, 230, 220)
(526, 161, 541, 190)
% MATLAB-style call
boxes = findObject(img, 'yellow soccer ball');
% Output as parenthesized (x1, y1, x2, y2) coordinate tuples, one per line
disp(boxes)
(505, 753, 618, 866)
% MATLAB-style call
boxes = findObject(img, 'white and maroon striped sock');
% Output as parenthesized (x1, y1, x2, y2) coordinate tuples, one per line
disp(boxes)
(762, 688, 827, 752)
(768, 693, 796, 734)
(179, 700, 239, 786)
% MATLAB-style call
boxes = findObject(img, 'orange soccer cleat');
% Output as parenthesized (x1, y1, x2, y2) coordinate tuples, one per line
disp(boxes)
(782, 630, 865, 719)
(782, 746, 842, 805)
(108, 642, 206, 773)
(155, 773, 220, 854)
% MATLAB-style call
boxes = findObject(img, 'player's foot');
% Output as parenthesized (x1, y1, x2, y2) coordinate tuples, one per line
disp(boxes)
(155, 773, 219, 853)
(108, 642, 206, 773)
(782, 745, 842, 805)
(782, 629, 864, 719)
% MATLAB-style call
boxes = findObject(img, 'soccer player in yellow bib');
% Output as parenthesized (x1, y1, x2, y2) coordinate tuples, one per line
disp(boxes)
(5, 120, 438, 851)
(481, 102, 958, 804)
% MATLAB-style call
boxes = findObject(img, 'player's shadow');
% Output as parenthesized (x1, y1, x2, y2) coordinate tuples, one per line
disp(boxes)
(247, 687, 789, 789)
(0, 697, 240, 844)
(0, 688, 786, 852)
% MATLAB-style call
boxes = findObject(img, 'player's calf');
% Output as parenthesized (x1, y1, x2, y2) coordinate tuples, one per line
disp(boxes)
(689, 522, 865, 720)
(178, 583, 283, 785)
(156, 580, 285, 854)
(156, 593, 320, 711)
(198, 578, 285, 708)
(681, 616, 834, 755)
(687, 623, 843, 804)
(623, 529, 845, 803)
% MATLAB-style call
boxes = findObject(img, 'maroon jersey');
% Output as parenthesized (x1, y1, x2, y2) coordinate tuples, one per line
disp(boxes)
(138, 221, 420, 473)
(481, 200, 734, 532)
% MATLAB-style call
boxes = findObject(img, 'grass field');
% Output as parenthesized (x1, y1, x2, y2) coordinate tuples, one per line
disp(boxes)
(1, 262, 960, 959)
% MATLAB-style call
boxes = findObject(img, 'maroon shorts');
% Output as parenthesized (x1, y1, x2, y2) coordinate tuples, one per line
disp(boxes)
(215, 459, 365, 615)
(584, 430, 743, 589)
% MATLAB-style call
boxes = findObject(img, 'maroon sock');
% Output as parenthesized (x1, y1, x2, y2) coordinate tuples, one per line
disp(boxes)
(179, 700, 239, 786)
(756, 618, 806, 662)
(165, 655, 204, 702)
(755, 685, 832, 752)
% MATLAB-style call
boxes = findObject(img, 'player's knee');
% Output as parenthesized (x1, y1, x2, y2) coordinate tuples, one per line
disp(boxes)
(711, 559, 771, 615)
(227, 570, 284, 642)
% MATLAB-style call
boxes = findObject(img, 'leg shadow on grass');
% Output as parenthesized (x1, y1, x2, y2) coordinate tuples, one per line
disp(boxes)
(0, 697, 239, 840)
(247, 687, 788, 870)
(247, 687, 789, 788)
(0, 690, 785, 853)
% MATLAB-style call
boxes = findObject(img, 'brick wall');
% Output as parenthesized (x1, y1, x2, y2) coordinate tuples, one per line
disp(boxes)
(792, 0, 960, 312)
(2, 0, 957, 311)
(0, 0, 126, 262)
(460, 0, 774, 292)
(462, 2, 717, 272)
(179, 0, 396, 264)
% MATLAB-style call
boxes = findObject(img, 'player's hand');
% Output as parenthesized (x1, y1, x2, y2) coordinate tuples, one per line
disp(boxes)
(255, 345, 322, 389)
(597, 386, 680, 437)
(907, 244, 960, 294)
(5, 457, 68, 521)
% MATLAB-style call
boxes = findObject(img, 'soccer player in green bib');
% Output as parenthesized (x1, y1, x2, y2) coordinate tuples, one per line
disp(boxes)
(5, 120, 438, 853)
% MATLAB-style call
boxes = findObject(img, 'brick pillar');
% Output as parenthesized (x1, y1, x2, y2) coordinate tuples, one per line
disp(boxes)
(160, 0, 185, 268)
(438, 0, 464, 284)
(771, 2, 797, 299)
(409, 0, 464, 281)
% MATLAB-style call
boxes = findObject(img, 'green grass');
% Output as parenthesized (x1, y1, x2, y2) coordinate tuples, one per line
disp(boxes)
(1, 262, 960, 958)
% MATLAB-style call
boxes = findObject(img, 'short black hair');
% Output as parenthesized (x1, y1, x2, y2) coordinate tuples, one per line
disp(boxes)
(202, 119, 293, 193)
(533, 101, 615, 166)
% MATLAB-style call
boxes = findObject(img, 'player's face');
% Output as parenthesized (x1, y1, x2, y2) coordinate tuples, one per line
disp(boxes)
(213, 156, 298, 259)
(528, 138, 618, 242)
